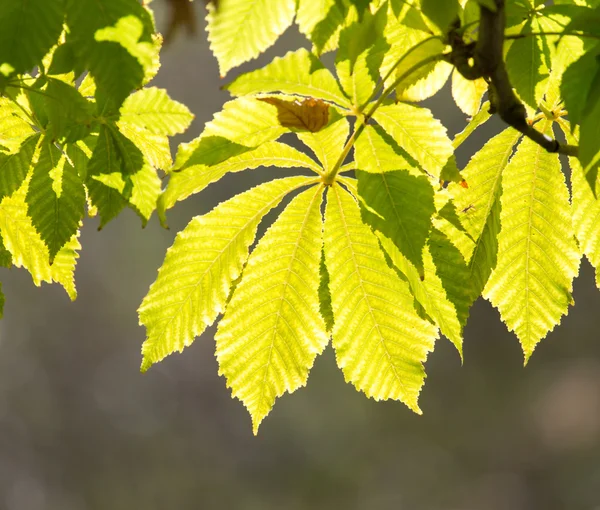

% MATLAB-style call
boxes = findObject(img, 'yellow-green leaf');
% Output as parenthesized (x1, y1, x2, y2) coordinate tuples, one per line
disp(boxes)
(139, 176, 317, 372)
(216, 185, 328, 434)
(0, 179, 80, 300)
(373, 103, 454, 179)
(207, 0, 296, 76)
(225, 48, 351, 108)
(324, 184, 437, 412)
(159, 141, 322, 225)
(483, 122, 580, 361)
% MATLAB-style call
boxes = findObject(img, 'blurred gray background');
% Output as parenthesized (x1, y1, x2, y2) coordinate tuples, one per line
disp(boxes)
(1, 2, 599, 509)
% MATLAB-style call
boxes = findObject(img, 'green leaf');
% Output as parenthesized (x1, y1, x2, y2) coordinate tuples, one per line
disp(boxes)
(451, 70, 488, 117)
(94, 15, 159, 83)
(173, 98, 288, 172)
(560, 121, 600, 287)
(505, 19, 549, 111)
(335, 5, 389, 107)
(296, 116, 349, 175)
(452, 102, 492, 149)
(0, 0, 64, 76)
(354, 124, 421, 175)
(139, 176, 317, 372)
(207, 0, 296, 76)
(0, 97, 35, 152)
(159, 141, 321, 226)
(544, 33, 586, 111)
(483, 122, 580, 361)
(44, 78, 95, 142)
(373, 103, 455, 179)
(358, 170, 435, 275)
(560, 45, 600, 127)
(324, 184, 437, 412)
(117, 122, 172, 172)
(26, 138, 85, 262)
(0, 134, 39, 201)
(380, 2, 432, 88)
(374, 220, 469, 356)
(318, 249, 334, 333)
(128, 162, 161, 225)
(119, 87, 194, 137)
(225, 49, 351, 109)
(215, 185, 328, 434)
(421, 0, 459, 33)
(0, 179, 80, 299)
(86, 126, 128, 227)
(297, 0, 357, 55)
(64, 0, 154, 106)
(451, 127, 523, 300)
(579, 70, 600, 181)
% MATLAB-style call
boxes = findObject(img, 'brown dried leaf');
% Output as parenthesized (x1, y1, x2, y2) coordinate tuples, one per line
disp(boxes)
(260, 97, 330, 133)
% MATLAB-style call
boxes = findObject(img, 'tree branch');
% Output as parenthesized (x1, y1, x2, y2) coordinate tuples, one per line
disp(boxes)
(450, 0, 579, 157)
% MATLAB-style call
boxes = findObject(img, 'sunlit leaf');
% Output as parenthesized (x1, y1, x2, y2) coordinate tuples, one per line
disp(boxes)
(139, 176, 317, 371)
(216, 185, 327, 434)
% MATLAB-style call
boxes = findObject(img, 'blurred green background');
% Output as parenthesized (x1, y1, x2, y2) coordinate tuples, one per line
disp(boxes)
(1, 2, 600, 509)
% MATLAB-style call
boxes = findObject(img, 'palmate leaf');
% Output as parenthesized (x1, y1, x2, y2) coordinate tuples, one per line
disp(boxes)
(207, 0, 296, 77)
(0, 0, 64, 76)
(483, 122, 580, 361)
(559, 120, 600, 287)
(373, 103, 455, 179)
(139, 176, 317, 372)
(225, 49, 351, 109)
(26, 138, 86, 262)
(324, 184, 437, 412)
(216, 185, 328, 434)
(0, 180, 80, 300)
(452, 127, 523, 301)
(159, 141, 321, 225)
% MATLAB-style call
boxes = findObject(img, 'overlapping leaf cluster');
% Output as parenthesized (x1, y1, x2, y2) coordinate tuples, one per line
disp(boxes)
(138, 0, 600, 433)
(0, 0, 193, 311)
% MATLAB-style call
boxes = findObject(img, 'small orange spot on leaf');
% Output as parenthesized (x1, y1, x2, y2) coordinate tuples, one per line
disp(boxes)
(460, 179, 469, 189)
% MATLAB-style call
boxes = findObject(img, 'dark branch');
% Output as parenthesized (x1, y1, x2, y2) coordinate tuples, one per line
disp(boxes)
(449, 0, 579, 157)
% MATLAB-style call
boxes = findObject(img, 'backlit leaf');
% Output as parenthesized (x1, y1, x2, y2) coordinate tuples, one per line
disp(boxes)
(324, 184, 437, 412)
(26, 138, 85, 262)
(483, 122, 580, 361)
(225, 48, 351, 108)
(373, 103, 454, 179)
(139, 176, 317, 371)
(207, 0, 296, 76)
(216, 185, 327, 434)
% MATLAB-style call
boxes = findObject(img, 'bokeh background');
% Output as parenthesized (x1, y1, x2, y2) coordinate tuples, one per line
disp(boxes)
(1, 2, 600, 509)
